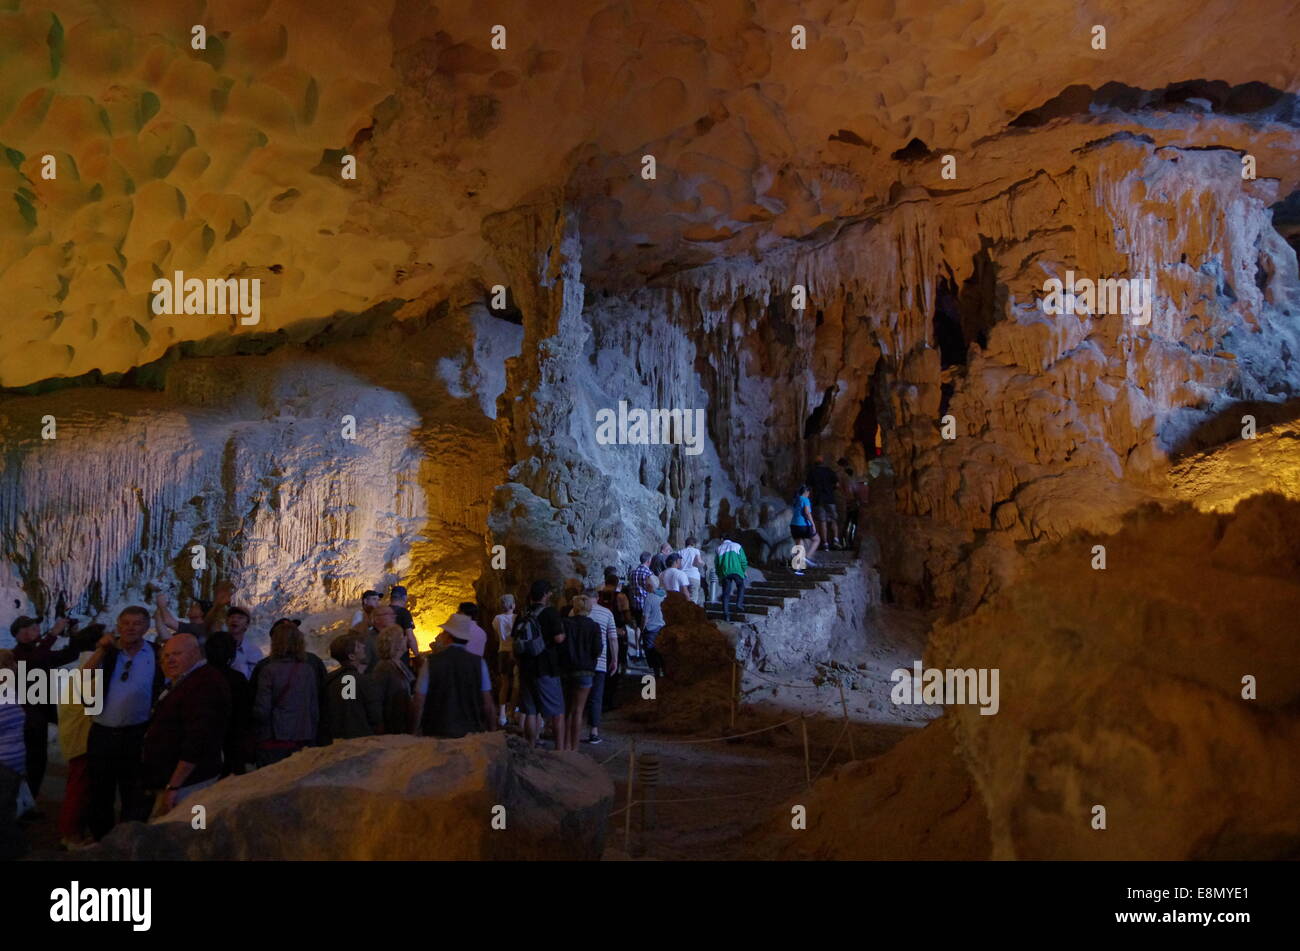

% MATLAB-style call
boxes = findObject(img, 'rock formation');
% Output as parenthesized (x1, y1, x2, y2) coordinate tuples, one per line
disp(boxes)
(925, 494, 1300, 860)
(770, 720, 991, 861)
(89, 733, 613, 861)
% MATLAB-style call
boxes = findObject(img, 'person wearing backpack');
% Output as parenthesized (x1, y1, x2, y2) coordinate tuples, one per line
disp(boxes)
(514, 580, 566, 750)
(561, 595, 603, 751)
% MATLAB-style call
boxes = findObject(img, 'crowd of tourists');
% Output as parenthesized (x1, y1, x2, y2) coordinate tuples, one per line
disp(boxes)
(0, 537, 753, 852)
(0, 453, 875, 854)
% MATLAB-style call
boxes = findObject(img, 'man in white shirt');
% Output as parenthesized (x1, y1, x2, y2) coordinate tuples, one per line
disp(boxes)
(659, 553, 689, 594)
(225, 607, 264, 679)
(83, 607, 162, 839)
(676, 536, 703, 603)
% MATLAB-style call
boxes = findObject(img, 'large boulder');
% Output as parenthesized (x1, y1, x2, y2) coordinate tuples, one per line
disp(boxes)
(931, 495, 1300, 860)
(767, 720, 991, 860)
(93, 733, 613, 861)
(620, 593, 738, 735)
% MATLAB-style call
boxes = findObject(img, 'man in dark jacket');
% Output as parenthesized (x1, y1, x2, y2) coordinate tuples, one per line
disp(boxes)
(83, 606, 166, 840)
(203, 632, 253, 776)
(10, 614, 81, 797)
(141, 633, 231, 816)
(321, 633, 381, 742)
(413, 615, 495, 738)
(649, 542, 672, 576)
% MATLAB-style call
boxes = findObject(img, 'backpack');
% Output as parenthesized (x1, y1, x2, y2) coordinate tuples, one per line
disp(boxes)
(511, 606, 546, 658)
(563, 615, 601, 671)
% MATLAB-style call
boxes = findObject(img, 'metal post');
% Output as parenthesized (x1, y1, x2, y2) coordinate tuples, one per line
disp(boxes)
(838, 681, 856, 761)
(801, 716, 811, 789)
(730, 660, 737, 729)
(623, 740, 636, 853)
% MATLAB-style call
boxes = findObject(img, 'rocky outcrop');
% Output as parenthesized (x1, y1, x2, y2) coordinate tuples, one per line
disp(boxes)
(91, 733, 613, 861)
(929, 495, 1300, 860)
(625, 592, 739, 735)
(728, 560, 879, 672)
(770, 720, 991, 861)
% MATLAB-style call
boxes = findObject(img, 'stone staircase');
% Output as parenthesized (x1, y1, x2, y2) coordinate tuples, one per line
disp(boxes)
(703, 550, 858, 622)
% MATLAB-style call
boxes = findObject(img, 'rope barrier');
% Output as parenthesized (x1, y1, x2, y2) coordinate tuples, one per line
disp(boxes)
(647, 713, 804, 745)
(741, 666, 829, 691)
(599, 718, 858, 840)
(597, 747, 626, 766)
(580, 711, 806, 764)
(607, 778, 809, 817)
(812, 721, 851, 782)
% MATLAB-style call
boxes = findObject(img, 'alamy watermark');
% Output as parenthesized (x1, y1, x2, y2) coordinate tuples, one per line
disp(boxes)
(151, 270, 261, 325)
(890, 662, 1000, 715)
(0, 663, 103, 715)
(1041, 270, 1151, 326)
(50, 881, 151, 931)
(595, 400, 706, 456)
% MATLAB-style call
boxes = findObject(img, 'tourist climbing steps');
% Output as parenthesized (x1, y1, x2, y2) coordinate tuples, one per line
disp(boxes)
(704, 551, 857, 623)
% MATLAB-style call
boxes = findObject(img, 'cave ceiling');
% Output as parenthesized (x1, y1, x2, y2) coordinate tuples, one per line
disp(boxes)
(1, 0, 1299, 387)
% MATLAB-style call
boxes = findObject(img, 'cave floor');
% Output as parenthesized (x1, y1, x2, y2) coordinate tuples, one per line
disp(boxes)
(595, 603, 939, 860)
(593, 697, 930, 861)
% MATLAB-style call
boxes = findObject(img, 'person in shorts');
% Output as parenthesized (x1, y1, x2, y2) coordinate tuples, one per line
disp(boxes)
(492, 594, 517, 728)
(561, 594, 602, 752)
(790, 484, 822, 568)
(517, 580, 567, 750)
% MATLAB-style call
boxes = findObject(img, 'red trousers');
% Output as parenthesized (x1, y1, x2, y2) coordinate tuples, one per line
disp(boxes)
(58, 754, 90, 842)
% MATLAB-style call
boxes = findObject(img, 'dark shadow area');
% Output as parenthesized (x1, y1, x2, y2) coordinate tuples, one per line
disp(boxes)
(939, 381, 956, 419)
(934, 275, 966, 369)
(804, 385, 838, 438)
(890, 137, 931, 161)
(1008, 79, 1298, 129)
(933, 245, 1005, 377)
(829, 128, 871, 147)
(487, 285, 524, 324)
(958, 241, 1003, 350)
(1270, 188, 1300, 261)
(853, 374, 881, 457)
(2, 298, 427, 395)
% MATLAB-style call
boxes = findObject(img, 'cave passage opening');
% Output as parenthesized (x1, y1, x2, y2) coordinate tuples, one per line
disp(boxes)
(804, 385, 838, 439)
(934, 275, 967, 370)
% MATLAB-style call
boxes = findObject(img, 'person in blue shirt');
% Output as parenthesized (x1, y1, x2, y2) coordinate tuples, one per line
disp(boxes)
(789, 484, 822, 569)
